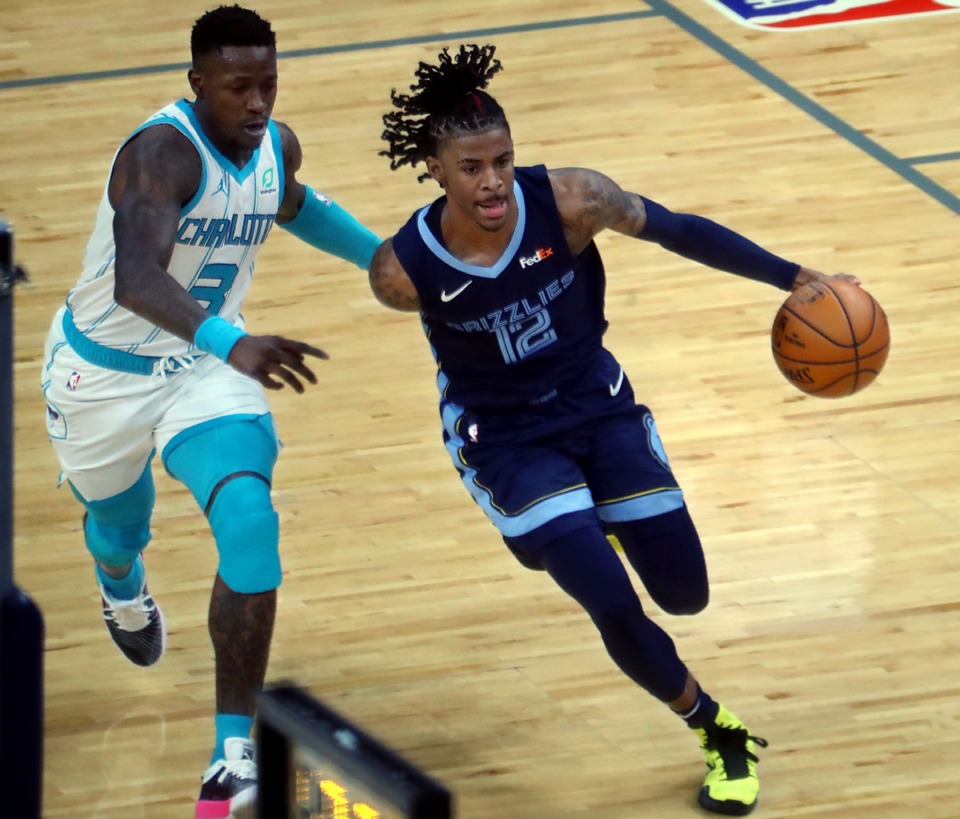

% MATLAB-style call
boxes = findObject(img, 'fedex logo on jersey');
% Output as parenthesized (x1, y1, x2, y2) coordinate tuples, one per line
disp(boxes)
(704, 0, 960, 29)
(519, 247, 554, 268)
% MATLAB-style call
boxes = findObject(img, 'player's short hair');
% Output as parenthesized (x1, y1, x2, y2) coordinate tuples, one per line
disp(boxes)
(191, 5, 276, 61)
(380, 44, 508, 182)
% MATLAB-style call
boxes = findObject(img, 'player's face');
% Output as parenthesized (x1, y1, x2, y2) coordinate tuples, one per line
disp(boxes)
(189, 45, 278, 165)
(428, 128, 516, 232)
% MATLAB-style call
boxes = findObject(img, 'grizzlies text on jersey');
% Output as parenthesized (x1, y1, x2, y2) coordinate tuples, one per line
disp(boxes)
(392, 165, 608, 410)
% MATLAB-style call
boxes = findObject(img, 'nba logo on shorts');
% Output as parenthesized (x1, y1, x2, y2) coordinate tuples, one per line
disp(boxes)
(703, 0, 960, 30)
(67, 371, 82, 391)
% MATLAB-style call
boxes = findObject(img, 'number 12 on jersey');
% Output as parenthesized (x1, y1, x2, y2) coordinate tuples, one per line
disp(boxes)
(494, 310, 558, 364)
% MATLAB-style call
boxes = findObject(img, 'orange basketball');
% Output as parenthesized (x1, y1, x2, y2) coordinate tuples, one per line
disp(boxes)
(771, 279, 890, 398)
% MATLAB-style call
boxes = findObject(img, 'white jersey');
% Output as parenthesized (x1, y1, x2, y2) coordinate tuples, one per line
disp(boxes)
(65, 98, 284, 359)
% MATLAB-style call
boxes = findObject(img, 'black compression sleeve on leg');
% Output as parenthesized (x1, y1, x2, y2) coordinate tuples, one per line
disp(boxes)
(538, 526, 689, 702)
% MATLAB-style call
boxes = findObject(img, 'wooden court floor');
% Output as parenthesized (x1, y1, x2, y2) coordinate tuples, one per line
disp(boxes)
(2, 0, 959, 816)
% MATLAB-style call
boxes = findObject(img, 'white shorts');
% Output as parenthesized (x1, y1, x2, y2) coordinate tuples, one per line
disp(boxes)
(41, 307, 271, 501)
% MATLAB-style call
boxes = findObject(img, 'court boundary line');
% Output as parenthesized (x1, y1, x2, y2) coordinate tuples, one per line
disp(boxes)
(0, 11, 658, 90)
(644, 0, 960, 214)
(905, 151, 960, 166)
(1, 4, 956, 212)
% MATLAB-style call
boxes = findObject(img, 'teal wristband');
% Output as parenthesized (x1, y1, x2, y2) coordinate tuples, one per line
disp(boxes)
(193, 316, 248, 363)
(281, 186, 381, 270)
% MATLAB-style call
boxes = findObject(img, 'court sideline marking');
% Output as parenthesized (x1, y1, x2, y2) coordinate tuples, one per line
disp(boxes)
(642, 0, 960, 214)
(0, 6, 956, 213)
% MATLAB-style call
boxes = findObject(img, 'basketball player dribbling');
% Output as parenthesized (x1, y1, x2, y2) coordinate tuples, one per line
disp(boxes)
(369, 44, 860, 815)
(40, 6, 380, 817)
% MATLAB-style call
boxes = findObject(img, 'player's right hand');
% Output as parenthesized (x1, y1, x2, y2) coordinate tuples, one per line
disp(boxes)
(227, 335, 329, 393)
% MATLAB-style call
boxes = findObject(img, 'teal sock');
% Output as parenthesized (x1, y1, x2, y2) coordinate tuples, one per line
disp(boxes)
(95, 556, 144, 601)
(213, 713, 254, 763)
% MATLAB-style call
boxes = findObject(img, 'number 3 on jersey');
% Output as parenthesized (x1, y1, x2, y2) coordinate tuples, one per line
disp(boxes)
(188, 262, 239, 314)
(494, 310, 558, 364)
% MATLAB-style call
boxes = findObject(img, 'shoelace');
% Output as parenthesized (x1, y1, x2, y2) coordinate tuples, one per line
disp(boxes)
(704, 726, 769, 778)
(103, 595, 156, 631)
(151, 354, 197, 380)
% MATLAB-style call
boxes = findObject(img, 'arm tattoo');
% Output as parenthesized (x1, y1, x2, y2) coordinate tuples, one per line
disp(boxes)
(369, 242, 421, 312)
(555, 168, 646, 250)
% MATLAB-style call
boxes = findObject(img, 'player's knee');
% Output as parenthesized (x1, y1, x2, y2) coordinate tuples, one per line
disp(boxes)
(652, 584, 709, 616)
(208, 476, 281, 594)
(163, 414, 278, 512)
(72, 469, 154, 565)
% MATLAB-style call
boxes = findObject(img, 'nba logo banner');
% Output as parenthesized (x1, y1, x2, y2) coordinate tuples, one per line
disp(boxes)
(704, 0, 960, 29)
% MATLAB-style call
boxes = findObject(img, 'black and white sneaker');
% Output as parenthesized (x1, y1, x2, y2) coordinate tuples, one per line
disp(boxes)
(99, 560, 167, 667)
(195, 737, 258, 819)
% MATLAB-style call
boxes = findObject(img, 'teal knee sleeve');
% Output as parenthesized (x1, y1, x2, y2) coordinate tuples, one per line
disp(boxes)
(163, 414, 279, 511)
(70, 463, 154, 566)
(209, 476, 281, 593)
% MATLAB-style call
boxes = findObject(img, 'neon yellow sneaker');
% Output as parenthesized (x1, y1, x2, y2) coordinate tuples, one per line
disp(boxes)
(693, 704, 768, 815)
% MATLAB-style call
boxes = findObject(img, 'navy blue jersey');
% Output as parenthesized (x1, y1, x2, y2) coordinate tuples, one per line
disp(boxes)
(392, 165, 608, 409)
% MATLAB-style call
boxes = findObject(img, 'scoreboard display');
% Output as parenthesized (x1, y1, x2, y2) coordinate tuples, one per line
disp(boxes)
(256, 684, 453, 819)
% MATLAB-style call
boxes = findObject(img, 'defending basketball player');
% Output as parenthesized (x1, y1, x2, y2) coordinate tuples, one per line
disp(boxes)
(40, 7, 380, 818)
(369, 45, 859, 815)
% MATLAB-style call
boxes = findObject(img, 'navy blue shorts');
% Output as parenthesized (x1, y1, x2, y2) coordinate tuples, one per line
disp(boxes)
(440, 349, 685, 552)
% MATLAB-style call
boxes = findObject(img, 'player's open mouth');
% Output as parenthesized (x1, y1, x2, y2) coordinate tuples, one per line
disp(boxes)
(478, 199, 507, 218)
(245, 122, 267, 138)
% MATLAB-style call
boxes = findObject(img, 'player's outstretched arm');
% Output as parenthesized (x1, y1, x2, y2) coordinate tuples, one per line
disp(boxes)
(274, 121, 382, 270)
(550, 167, 858, 292)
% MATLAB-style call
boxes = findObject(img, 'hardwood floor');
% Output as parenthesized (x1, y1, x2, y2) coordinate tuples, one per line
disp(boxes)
(3, 1, 958, 815)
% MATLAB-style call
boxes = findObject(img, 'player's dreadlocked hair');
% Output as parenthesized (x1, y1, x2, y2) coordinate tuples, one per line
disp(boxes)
(191, 5, 276, 62)
(381, 44, 508, 182)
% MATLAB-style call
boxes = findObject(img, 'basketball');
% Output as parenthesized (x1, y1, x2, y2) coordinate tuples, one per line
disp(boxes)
(771, 279, 890, 398)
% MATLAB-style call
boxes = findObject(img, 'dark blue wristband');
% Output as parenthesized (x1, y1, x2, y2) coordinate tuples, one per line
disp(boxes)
(640, 197, 800, 290)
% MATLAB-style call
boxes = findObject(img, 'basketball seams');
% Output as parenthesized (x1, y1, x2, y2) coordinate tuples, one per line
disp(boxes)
(780, 303, 857, 348)
(771, 280, 889, 398)
(822, 281, 861, 391)
(773, 340, 889, 366)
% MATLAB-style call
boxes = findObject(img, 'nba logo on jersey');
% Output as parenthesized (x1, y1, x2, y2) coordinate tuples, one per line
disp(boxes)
(704, 0, 960, 29)
(67, 371, 81, 391)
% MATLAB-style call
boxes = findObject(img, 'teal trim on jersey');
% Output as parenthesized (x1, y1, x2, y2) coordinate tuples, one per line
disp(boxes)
(416, 180, 526, 279)
(174, 99, 261, 184)
(62, 309, 196, 375)
(268, 120, 285, 205)
(127, 112, 208, 215)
